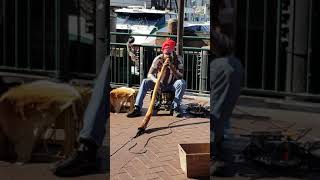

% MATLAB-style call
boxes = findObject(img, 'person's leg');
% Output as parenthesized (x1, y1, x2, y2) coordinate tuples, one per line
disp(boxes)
(127, 79, 154, 117)
(134, 79, 155, 109)
(210, 58, 231, 177)
(172, 79, 186, 109)
(210, 57, 243, 177)
(78, 59, 110, 147)
(211, 73, 230, 156)
(166, 79, 186, 117)
(53, 58, 110, 177)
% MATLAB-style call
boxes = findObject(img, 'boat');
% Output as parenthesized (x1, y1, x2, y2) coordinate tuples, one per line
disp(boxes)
(114, 6, 177, 45)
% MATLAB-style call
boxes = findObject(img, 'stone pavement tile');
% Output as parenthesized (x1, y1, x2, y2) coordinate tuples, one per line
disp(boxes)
(111, 166, 126, 176)
(144, 173, 160, 180)
(147, 167, 165, 174)
(172, 174, 190, 180)
(117, 172, 134, 180)
(110, 149, 136, 175)
(146, 144, 161, 154)
(148, 161, 167, 169)
(111, 175, 121, 180)
(124, 165, 142, 178)
(128, 158, 149, 175)
(143, 149, 158, 162)
(156, 151, 178, 158)
(158, 155, 175, 162)
(167, 159, 183, 169)
(161, 165, 183, 176)
(138, 155, 155, 168)
(156, 171, 175, 180)
(158, 146, 180, 153)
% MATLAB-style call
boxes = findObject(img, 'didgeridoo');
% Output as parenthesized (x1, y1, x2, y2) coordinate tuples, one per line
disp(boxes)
(135, 58, 170, 137)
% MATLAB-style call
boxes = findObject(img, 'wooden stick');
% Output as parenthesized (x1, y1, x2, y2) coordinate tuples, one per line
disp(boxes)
(138, 58, 170, 130)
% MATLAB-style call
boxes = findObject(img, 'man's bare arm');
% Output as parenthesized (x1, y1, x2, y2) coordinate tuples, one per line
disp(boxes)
(147, 55, 163, 83)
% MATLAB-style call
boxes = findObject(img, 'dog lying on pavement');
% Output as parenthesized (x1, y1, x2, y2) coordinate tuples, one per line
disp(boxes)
(110, 87, 137, 113)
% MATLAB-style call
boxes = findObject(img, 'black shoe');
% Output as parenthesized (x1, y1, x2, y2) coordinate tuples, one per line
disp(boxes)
(53, 142, 98, 177)
(172, 108, 183, 118)
(127, 106, 141, 118)
(210, 160, 232, 177)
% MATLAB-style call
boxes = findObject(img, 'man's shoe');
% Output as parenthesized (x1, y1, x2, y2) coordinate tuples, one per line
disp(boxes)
(210, 160, 232, 177)
(172, 108, 183, 118)
(127, 106, 142, 118)
(53, 142, 98, 177)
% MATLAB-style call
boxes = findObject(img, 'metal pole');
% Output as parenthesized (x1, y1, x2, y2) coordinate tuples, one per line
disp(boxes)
(244, 0, 250, 88)
(54, 0, 69, 80)
(261, 0, 268, 89)
(285, 0, 295, 93)
(27, 0, 30, 69)
(139, 46, 144, 83)
(200, 49, 208, 93)
(286, 0, 310, 93)
(77, 0, 81, 72)
(15, 0, 18, 68)
(43, 0, 46, 70)
(2, 0, 6, 66)
(54, 0, 61, 78)
(174, 0, 178, 11)
(306, 0, 313, 93)
(275, 0, 281, 91)
(177, 0, 184, 56)
(233, 0, 239, 52)
(96, 0, 106, 75)
(106, 0, 110, 57)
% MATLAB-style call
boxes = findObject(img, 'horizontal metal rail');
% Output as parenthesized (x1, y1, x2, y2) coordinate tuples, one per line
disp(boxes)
(242, 88, 320, 101)
(110, 42, 209, 50)
(110, 32, 210, 40)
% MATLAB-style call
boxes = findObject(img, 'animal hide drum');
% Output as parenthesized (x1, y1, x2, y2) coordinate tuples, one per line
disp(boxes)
(0, 80, 91, 163)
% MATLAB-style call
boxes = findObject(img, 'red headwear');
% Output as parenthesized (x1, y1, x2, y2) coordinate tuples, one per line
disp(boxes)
(161, 38, 176, 55)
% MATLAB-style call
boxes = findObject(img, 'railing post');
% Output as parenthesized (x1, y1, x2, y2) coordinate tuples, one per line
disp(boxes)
(127, 52, 131, 87)
(177, 0, 184, 56)
(139, 46, 144, 84)
(200, 50, 208, 93)
(285, 0, 310, 95)
(54, 0, 69, 81)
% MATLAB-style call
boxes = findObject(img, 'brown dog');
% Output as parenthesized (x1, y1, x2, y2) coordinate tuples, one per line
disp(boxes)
(0, 80, 87, 164)
(110, 87, 137, 113)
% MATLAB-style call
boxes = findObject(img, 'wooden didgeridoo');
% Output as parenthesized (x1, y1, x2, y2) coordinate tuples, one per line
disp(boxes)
(135, 58, 170, 137)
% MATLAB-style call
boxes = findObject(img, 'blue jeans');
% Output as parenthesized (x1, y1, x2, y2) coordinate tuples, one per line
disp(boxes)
(210, 56, 243, 160)
(79, 58, 110, 147)
(135, 79, 186, 110)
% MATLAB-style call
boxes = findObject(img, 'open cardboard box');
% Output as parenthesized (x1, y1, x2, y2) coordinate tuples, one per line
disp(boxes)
(178, 143, 210, 178)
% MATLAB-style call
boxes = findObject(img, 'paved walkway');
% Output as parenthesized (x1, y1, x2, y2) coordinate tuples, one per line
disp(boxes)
(110, 94, 210, 180)
(1, 92, 320, 180)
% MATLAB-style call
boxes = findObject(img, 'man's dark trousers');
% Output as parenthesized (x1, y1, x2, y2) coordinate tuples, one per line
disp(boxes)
(210, 55, 243, 161)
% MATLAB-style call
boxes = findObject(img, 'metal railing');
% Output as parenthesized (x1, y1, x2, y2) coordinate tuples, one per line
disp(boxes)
(235, 0, 320, 100)
(1, 0, 320, 100)
(109, 39, 210, 94)
(0, 0, 69, 78)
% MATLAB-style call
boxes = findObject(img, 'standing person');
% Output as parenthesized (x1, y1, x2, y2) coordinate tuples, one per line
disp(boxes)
(210, 31, 243, 177)
(127, 38, 186, 118)
(53, 57, 110, 177)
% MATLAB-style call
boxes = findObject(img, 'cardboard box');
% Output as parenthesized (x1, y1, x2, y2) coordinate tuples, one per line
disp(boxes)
(178, 143, 210, 178)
